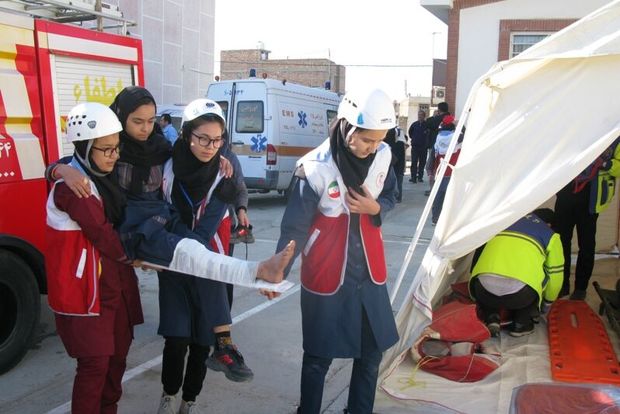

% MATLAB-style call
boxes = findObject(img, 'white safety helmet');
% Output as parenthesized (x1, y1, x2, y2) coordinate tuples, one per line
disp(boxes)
(66, 102, 122, 142)
(337, 88, 396, 130)
(182, 99, 226, 125)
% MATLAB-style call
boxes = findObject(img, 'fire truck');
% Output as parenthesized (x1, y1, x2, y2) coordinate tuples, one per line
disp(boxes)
(0, 1, 143, 373)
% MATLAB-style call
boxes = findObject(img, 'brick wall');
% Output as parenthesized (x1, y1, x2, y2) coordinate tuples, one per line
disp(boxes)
(446, 0, 504, 111)
(497, 19, 576, 60)
(220, 50, 346, 94)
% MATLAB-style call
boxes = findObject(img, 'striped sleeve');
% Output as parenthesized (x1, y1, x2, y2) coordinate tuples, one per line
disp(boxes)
(543, 233, 565, 302)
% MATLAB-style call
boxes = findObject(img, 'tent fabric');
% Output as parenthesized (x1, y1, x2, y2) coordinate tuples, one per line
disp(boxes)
(380, 0, 620, 407)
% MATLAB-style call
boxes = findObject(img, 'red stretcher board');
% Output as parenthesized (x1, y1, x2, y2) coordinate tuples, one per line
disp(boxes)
(548, 300, 620, 385)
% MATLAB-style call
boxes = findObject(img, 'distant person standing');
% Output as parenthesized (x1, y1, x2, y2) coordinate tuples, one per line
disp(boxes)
(424, 102, 450, 196)
(391, 126, 407, 202)
(554, 137, 620, 300)
(159, 113, 178, 145)
(408, 110, 428, 183)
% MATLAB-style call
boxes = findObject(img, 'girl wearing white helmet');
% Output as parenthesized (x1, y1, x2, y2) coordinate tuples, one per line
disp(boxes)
(46, 90, 295, 413)
(47, 87, 294, 288)
(276, 88, 400, 414)
(46, 102, 144, 414)
(156, 99, 253, 414)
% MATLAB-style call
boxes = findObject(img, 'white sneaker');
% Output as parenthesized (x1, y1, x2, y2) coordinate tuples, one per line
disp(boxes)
(179, 400, 204, 414)
(158, 394, 177, 414)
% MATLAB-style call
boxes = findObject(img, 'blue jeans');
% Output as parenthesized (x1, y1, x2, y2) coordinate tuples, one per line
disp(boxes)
(395, 173, 404, 202)
(431, 176, 451, 222)
(299, 310, 381, 414)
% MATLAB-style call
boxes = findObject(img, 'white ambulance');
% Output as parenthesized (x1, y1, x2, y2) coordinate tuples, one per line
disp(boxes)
(207, 78, 341, 193)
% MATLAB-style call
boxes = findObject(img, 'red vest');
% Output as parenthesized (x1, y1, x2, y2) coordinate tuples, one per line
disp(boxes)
(46, 181, 102, 316)
(299, 139, 391, 295)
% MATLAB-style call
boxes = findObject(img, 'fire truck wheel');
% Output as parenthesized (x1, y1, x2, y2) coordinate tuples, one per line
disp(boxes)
(0, 250, 41, 374)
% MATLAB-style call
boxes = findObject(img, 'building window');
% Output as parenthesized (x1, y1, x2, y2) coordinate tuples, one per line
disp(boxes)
(510, 33, 551, 58)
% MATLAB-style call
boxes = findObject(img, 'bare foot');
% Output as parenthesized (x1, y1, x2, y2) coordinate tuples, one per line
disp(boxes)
(257, 240, 296, 283)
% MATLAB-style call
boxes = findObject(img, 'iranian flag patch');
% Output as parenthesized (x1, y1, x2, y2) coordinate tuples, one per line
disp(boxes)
(327, 181, 340, 199)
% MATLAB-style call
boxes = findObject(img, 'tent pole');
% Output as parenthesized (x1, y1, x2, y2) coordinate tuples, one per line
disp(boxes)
(389, 108, 472, 305)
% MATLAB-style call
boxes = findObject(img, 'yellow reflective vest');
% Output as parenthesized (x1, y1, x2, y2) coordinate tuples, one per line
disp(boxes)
(470, 214, 564, 304)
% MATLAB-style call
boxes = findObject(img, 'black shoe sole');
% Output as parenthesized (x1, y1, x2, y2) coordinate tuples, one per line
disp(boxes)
(206, 358, 254, 382)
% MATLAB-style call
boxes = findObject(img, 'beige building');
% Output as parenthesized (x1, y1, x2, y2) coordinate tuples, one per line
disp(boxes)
(220, 49, 346, 95)
(397, 96, 432, 133)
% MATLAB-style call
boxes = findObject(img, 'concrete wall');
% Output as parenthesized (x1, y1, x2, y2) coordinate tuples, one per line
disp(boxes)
(105, 0, 216, 105)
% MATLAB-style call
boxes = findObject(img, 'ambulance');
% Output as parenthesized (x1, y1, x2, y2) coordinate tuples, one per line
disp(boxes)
(207, 78, 341, 194)
(0, 3, 143, 373)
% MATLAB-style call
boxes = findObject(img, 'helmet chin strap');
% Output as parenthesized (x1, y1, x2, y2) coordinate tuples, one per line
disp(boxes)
(75, 139, 106, 177)
(344, 126, 357, 150)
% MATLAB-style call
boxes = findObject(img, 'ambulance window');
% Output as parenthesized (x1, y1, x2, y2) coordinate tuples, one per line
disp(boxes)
(327, 110, 337, 127)
(217, 101, 229, 121)
(236, 101, 264, 133)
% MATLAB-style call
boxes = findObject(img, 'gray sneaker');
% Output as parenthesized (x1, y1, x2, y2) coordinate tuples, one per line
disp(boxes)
(509, 321, 535, 337)
(158, 394, 176, 414)
(179, 400, 204, 414)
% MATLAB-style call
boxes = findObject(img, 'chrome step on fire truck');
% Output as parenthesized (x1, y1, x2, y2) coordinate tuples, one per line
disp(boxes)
(0, 0, 143, 374)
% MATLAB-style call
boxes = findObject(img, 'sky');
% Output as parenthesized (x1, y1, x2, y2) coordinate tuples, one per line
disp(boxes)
(214, 0, 448, 101)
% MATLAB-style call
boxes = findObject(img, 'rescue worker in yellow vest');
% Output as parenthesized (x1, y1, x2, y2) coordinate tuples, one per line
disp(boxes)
(469, 209, 564, 337)
(555, 137, 620, 300)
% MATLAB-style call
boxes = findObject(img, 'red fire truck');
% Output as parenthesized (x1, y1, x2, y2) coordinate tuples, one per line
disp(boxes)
(0, 2, 143, 373)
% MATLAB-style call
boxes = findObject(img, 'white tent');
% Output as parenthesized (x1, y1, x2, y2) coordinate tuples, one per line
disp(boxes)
(379, 1, 620, 411)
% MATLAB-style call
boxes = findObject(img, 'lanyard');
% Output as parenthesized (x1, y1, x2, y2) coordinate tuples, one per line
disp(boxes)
(178, 181, 208, 229)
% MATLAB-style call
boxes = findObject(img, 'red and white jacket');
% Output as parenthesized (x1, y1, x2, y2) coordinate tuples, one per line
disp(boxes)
(46, 180, 102, 316)
(299, 139, 391, 295)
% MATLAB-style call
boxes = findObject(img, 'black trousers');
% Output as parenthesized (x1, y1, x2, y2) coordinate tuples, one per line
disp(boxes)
(554, 187, 598, 291)
(410, 147, 427, 180)
(471, 277, 539, 325)
(161, 337, 210, 402)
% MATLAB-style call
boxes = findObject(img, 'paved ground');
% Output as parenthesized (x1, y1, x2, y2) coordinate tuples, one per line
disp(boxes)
(1, 173, 619, 414)
(0, 175, 437, 414)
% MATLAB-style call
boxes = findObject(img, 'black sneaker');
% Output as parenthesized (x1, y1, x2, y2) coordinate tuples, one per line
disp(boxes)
(207, 344, 254, 382)
(424, 190, 431, 196)
(418, 178, 424, 183)
(230, 225, 255, 244)
(509, 321, 534, 337)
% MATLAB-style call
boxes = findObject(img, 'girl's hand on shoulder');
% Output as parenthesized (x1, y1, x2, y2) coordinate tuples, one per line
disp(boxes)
(219, 156, 233, 178)
(58, 165, 91, 198)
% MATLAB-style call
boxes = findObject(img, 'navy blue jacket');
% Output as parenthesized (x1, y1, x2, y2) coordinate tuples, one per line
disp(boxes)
(277, 168, 399, 358)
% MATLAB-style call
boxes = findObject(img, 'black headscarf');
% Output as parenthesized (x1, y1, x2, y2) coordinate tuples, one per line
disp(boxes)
(171, 138, 221, 226)
(329, 118, 377, 195)
(73, 141, 126, 226)
(109, 86, 171, 195)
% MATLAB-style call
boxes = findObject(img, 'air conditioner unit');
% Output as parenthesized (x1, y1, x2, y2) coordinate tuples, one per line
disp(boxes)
(434, 87, 446, 100)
